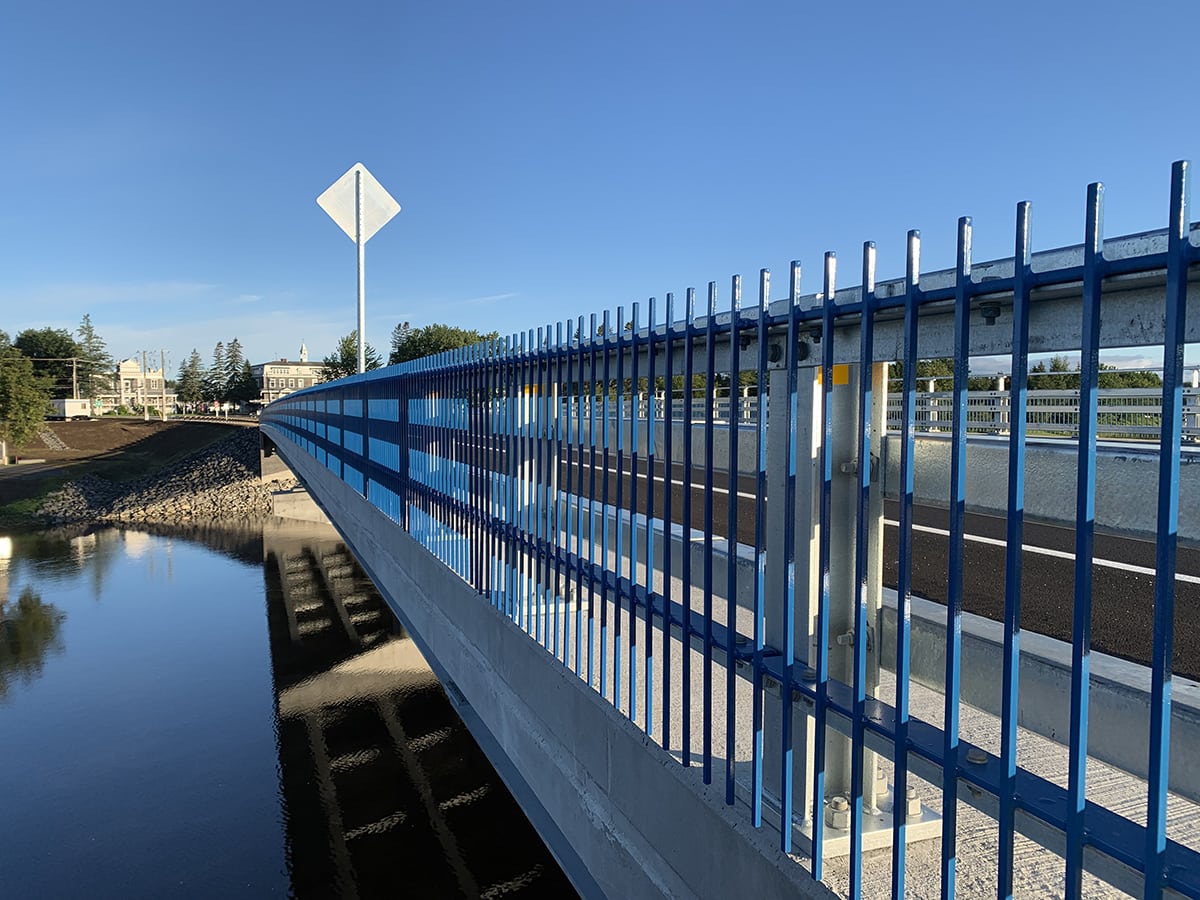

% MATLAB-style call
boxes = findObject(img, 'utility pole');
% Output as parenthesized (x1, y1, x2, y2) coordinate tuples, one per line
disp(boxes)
(161, 350, 168, 421)
(142, 350, 150, 421)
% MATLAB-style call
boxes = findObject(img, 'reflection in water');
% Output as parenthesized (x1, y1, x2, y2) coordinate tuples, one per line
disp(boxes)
(0, 586, 65, 700)
(0, 521, 575, 898)
(263, 527, 577, 898)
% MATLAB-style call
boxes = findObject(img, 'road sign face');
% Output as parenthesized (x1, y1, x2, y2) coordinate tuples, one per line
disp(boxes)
(317, 163, 401, 244)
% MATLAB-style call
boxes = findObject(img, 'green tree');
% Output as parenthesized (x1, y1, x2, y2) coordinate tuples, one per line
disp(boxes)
(1098, 363, 1163, 389)
(176, 349, 205, 406)
(891, 358, 996, 392)
(14, 327, 81, 398)
(203, 341, 226, 401)
(0, 349, 52, 451)
(321, 332, 383, 380)
(227, 360, 260, 405)
(389, 321, 500, 365)
(224, 337, 245, 389)
(74, 314, 113, 400)
(1030, 355, 1077, 390)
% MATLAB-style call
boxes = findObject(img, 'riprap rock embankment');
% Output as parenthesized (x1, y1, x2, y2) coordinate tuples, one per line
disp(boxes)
(38, 428, 296, 525)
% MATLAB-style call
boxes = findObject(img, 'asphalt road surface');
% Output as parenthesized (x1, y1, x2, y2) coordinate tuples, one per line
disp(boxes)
(548, 445, 1200, 680)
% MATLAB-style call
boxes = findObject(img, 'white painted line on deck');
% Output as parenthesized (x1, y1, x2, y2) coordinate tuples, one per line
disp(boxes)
(576, 460, 759, 500)
(884, 519, 1200, 585)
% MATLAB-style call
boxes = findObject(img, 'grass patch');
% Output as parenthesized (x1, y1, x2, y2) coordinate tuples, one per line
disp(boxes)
(0, 496, 49, 530)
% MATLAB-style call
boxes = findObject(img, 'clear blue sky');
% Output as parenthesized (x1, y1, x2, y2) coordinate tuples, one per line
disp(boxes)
(2, 1, 1196, 374)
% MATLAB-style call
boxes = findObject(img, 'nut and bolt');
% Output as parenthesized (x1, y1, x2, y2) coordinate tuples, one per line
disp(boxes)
(825, 795, 851, 830)
(873, 768, 888, 798)
(905, 787, 922, 820)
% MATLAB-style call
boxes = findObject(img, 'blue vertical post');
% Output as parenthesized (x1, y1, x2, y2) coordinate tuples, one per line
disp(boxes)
(629, 301, 641, 722)
(999, 203, 1032, 900)
(523, 328, 532, 633)
(530, 331, 540, 640)
(454, 350, 464, 578)
(748, 270, 768, 830)
(891, 231, 920, 900)
(399, 367, 411, 535)
(563, 319, 575, 665)
(541, 327, 550, 645)
(538, 325, 549, 646)
(725, 273, 742, 805)
(496, 338, 505, 609)
(489, 339, 500, 608)
(1066, 184, 1104, 898)
(547, 324, 557, 647)
(600, 310, 612, 701)
(362, 378, 372, 502)
(643, 297, 656, 735)
(702, 281, 717, 784)
(520, 332, 531, 626)
(780, 262, 800, 857)
(490, 346, 499, 606)
(576, 317, 587, 677)
(442, 357, 450, 566)
(511, 340, 521, 621)
(470, 348, 479, 581)
(508, 335, 520, 622)
(554, 321, 564, 661)
(588, 314, 599, 686)
(942, 217, 973, 900)
(682, 287, 696, 766)
(812, 251, 837, 872)
(662, 293, 676, 747)
(615, 306, 626, 711)
(1145, 159, 1190, 899)
(849, 241, 877, 900)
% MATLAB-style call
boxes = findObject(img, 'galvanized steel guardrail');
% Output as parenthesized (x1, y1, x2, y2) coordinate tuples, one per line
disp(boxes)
(554, 384, 1200, 440)
(261, 161, 1200, 899)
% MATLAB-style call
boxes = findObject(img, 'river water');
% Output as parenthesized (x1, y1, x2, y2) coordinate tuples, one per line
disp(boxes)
(0, 519, 576, 899)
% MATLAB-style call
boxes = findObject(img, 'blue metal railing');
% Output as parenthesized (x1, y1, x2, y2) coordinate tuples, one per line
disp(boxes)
(262, 161, 1200, 899)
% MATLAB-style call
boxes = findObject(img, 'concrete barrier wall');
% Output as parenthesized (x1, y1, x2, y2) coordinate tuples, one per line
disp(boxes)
(581, 416, 761, 476)
(881, 433, 1200, 542)
(264, 426, 833, 900)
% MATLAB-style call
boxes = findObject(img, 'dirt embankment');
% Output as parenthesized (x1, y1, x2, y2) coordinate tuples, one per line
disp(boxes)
(1, 418, 294, 525)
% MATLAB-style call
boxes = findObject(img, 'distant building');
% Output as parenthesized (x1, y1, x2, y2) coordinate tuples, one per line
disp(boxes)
(94, 358, 177, 414)
(251, 343, 326, 405)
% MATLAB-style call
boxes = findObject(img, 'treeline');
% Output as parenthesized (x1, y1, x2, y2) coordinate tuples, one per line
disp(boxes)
(892, 356, 1163, 391)
(311, 323, 505, 382)
(1029, 355, 1163, 390)
(0, 315, 112, 400)
(0, 315, 112, 449)
(175, 339, 258, 406)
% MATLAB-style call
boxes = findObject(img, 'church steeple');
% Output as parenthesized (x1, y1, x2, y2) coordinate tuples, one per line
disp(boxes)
(299, 341, 309, 363)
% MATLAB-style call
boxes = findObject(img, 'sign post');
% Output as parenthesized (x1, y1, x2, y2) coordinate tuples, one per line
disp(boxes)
(317, 163, 401, 373)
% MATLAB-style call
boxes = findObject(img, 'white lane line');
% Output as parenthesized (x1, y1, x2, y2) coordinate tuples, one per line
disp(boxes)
(561, 456, 758, 499)
(885, 519, 1200, 585)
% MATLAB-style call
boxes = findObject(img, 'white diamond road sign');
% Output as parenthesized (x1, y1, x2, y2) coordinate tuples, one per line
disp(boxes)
(317, 163, 400, 243)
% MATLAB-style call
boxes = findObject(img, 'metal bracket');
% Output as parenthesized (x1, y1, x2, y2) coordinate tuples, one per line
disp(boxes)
(837, 454, 881, 478)
(834, 623, 875, 653)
